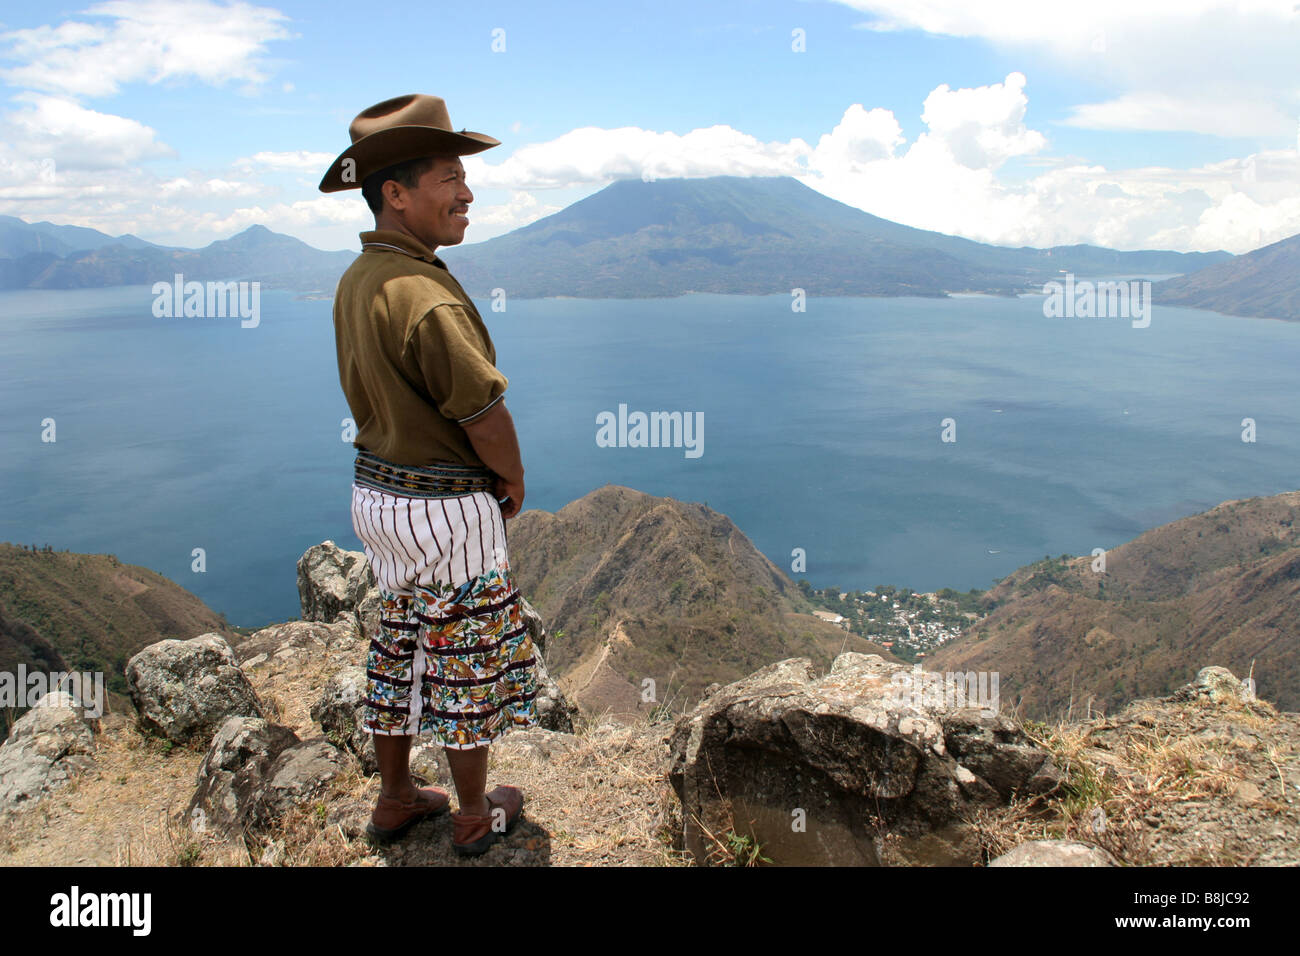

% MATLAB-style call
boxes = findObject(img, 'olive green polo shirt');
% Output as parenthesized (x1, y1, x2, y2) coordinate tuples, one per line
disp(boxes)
(333, 229, 507, 468)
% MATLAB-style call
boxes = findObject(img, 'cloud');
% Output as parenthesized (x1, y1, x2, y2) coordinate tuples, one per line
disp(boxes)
(464, 190, 564, 231)
(811, 104, 906, 165)
(195, 195, 363, 235)
(464, 124, 811, 189)
(0, 1, 298, 236)
(0, 93, 173, 170)
(459, 72, 1299, 253)
(1061, 92, 1294, 139)
(917, 72, 1046, 168)
(0, 0, 291, 97)
(835, 0, 1299, 140)
(233, 150, 334, 172)
(157, 176, 260, 197)
(797, 73, 1299, 252)
(4, 69, 1297, 256)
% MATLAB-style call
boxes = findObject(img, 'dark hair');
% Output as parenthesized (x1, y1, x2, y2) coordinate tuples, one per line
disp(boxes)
(361, 155, 442, 215)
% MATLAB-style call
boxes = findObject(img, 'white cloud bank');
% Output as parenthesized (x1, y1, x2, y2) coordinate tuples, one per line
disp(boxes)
(1, 93, 173, 170)
(835, 0, 1300, 140)
(0, 0, 1293, 255)
(6, 71, 1297, 253)
(0, 0, 291, 97)
(0, 0, 299, 240)
(455, 72, 1297, 253)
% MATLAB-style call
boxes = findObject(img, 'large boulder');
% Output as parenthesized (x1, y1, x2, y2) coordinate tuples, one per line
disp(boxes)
(1171, 665, 1256, 705)
(188, 716, 346, 839)
(255, 738, 346, 827)
(0, 692, 97, 814)
(666, 653, 1060, 866)
(311, 666, 375, 775)
(989, 840, 1118, 867)
(126, 634, 265, 745)
(187, 716, 299, 837)
(233, 619, 358, 670)
(297, 540, 379, 637)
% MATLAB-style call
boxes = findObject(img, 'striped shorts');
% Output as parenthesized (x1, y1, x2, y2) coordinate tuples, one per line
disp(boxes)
(350, 477, 539, 749)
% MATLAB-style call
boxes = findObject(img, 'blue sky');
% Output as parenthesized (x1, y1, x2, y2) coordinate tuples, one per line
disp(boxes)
(0, 0, 1296, 254)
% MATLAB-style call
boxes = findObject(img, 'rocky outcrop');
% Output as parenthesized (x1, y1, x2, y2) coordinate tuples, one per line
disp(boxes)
(188, 716, 345, 839)
(233, 619, 357, 669)
(1044, 665, 1299, 866)
(989, 840, 1118, 866)
(187, 717, 299, 837)
(258, 738, 345, 824)
(311, 666, 375, 774)
(297, 540, 379, 637)
(666, 653, 1059, 866)
(0, 692, 97, 814)
(126, 634, 265, 744)
(1170, 665, 1256, 705)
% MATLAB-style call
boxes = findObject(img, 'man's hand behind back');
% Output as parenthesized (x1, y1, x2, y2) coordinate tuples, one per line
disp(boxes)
(462, 399, 525, 518)
(493, 474, 524, 519)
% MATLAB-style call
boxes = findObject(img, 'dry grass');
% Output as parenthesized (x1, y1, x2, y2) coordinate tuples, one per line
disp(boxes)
(254, 624, 692, 866)
(250, 761, 377, 867)
(963, 693, 1284, 866)
(245, 707, 691, 868)
(1, 695, 692, 867)
(0, 716, 245, 866)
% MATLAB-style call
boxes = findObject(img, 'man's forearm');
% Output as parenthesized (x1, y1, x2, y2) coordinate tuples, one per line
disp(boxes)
(462, 400, 523, 482)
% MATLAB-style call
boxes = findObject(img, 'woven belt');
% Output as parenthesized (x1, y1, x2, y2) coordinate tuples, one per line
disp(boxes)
(354, 449, 496, 499)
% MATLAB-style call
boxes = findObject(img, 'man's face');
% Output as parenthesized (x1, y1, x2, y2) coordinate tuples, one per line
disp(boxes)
(387, 157, 473, 250)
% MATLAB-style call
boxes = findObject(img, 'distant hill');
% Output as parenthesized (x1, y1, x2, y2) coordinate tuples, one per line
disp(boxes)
(0, 214, 155, 259)
(1154, 232, 1300, 321)
(0, 595, 72, 740)
(2, 176, 1230, 297)
(0, 543, 240, 732)
(440, 175, 1230, 298)
(928, 491, 1300, 718)
(0, 221, 354, 292)
(507, 484, 897, 714)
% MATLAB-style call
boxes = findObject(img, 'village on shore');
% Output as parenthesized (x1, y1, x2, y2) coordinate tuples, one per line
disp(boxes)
(798, 582, 984, 663)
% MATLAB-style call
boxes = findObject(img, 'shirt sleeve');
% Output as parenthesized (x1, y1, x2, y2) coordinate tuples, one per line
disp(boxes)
(403, 303, 508, 425)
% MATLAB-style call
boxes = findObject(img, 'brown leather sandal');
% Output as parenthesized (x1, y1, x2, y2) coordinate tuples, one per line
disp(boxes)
(366, 786, 451, 844)
(450, 785, 524, 856)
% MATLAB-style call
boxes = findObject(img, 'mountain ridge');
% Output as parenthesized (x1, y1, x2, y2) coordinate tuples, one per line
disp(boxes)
(3, 484, 1298, 730)
(506, 483, 897, 714)
(1, 175, 1233, 296)
(440, 175, 1230, 298)
(0, 543, 240, 735)
(0, 221, 355, 292)
(929, 490, 1300, 717)
(1154, 232, 1300, 321)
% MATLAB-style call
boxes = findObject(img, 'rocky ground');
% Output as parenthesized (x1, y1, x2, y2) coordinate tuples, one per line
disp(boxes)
(1, 541, 1294, 867)
(0, 614, 683, 867)
(976, 670, 1300, 866)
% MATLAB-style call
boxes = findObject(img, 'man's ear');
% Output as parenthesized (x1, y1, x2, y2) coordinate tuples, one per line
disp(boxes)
(382, 179, 405, 211)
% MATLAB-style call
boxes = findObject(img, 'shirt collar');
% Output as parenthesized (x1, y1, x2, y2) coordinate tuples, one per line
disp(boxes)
(358, 229, 447, 269)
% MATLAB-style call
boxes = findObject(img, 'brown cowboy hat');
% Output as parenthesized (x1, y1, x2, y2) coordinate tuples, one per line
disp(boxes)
(318, 94, 499, 193)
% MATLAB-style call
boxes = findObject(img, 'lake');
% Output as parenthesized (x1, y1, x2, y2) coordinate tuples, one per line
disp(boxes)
(2, 284, 1297, 627)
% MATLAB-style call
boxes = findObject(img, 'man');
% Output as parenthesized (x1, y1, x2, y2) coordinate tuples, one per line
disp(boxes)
(319, 94, 537, 856)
